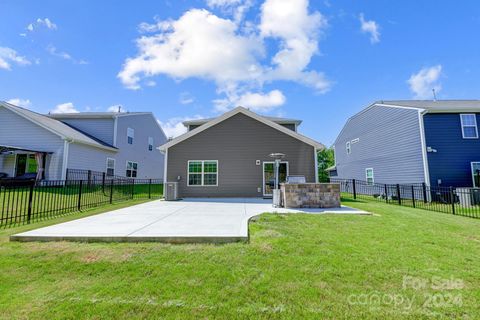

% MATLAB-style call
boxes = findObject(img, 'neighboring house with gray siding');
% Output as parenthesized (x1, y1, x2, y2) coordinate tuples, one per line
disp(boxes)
(0, 101, 166, 180)
(160, 107, 324, 198)
(332, 100, 480, 188)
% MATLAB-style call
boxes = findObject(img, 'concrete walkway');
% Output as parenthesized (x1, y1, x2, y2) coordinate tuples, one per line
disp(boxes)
(10, 198, 369, 243)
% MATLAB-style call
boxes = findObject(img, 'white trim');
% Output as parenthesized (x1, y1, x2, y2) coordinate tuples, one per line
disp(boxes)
(262, 161, 289, 196)
(113, 116, 118, 147)
(12, 153, 18, 177)
(126, 160, 138, 178)
(61, 140, 70, 180)
(418, 110, 431, 187)
(106, 157, 115, 176)
(163, 149, 168, 184)
(460, 114, 479, 139)
(314, 148, 319, 183)
(187, 160, 218, 187)
(365, 167, 374, 185)
(159, 107, 324, 151)
(471, 162, 480, 187)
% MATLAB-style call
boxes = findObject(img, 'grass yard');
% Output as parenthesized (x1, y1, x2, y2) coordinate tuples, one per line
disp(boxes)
(0, 197, 479, 319)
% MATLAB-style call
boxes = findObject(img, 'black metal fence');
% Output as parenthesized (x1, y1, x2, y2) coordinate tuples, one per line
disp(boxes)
(0, 178, 163, 228)
(330, 178, 480, 219)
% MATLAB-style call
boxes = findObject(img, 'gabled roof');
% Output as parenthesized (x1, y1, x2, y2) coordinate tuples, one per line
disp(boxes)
(183, 114, 302, 127)
(49, 112, 151, 119)
(0, 101, 117, 151)
(159, 107, 324, 151)
(376, 100, 480, 112)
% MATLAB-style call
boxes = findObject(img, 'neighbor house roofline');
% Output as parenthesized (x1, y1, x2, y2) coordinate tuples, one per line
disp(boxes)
(159, 107, 324, 151)
(1, 101, 118, 152)
(182, 115, 303, 127)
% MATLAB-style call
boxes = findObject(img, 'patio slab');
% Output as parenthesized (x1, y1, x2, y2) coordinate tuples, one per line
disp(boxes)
(10, 198, 369, 243)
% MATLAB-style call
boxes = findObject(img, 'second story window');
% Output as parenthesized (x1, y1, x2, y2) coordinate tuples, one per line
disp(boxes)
(365, 168, 374, 185)
(127, 127, 134, 144)
(460, 114, 478, 139)
(148, 137, 153, 151)
(346, 141, 351, 154)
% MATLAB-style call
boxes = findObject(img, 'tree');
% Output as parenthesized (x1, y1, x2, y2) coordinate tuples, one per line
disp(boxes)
(317, 148, 335, 182)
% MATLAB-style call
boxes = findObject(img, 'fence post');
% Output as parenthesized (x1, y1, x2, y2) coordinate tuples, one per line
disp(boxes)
(450, 186, 455, 215)
(396, 184, 401, 205)
(411, 185, 416, 208)
(384, 184, 388, 203)
(102, 172, 106, 193)
(109, 179, 114, 204)
(422, 182, 427, 203)
(65, 168, 69, 181)
(77, 180, 83, 211)
(27, 181, 34, 224)
(148, 179, 152, 199)
(87, 170, 92, 187)
(352, 179, 357, 199)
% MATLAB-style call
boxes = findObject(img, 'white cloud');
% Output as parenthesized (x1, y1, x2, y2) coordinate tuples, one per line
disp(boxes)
(51, 102, 79, 114)
(179, 92, 195, 105)
(107, 105, 126, 112)
(407, 65, 442, 99)
(359, 13, 380, 44)
(206, 0, 253, 22)
(119, 0, 331, 112)
(158, 115, 204, 139)
(214, 89, 286, 112)
(0, 47, 31, 70)
(46, 45, 88, 64)
(6, 98, 32, 108)
(27, 18, 57, 32)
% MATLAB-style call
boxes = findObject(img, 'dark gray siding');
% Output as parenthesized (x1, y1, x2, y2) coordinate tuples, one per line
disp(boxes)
(188, 125, 201, 131)
(167, 113, 315, 197)
(424, 113, 480, 187)
(334, 105, 426, 184)
(280, 123, 296, 131)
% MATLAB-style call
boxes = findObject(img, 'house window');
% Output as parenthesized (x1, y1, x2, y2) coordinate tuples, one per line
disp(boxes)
(188, 160, 218, 186)
(127, 127, 134, 144)
(126, 161, 138, 178)
(346, 141, 351, 154)
(106, 158, 115, 177)
(365, 168, 374, 185)
(471, 162, 480, 188)
(148, 137, 153, 151)
(460, 114, 478, 139)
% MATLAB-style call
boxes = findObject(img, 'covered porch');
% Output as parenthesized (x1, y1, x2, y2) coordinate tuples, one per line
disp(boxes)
(0, 145, 52, 180)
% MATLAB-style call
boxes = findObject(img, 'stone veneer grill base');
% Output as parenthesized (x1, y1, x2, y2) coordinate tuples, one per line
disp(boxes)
(281, 183, 341, 208)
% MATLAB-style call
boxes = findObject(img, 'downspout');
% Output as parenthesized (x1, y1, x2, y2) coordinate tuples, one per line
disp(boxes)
(61, 139, 72, 181)
(113, 115, 118, 147)
(314, 147, 319, 183)
(418, 109, 431, 187)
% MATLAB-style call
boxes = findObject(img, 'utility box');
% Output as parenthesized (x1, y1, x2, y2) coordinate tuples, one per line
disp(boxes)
(458, 188, 480, 207)
(164, 182, 178, 201)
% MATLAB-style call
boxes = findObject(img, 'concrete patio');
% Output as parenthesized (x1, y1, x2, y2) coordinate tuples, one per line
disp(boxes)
(10, 198, 369, 243)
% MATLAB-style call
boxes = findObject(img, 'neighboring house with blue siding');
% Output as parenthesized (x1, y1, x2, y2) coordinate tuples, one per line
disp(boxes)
(331, 100, 480, 188)
(0, 101, 166, 180)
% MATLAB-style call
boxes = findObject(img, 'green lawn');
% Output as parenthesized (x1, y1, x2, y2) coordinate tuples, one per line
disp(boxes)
(0, 197, 479, 319)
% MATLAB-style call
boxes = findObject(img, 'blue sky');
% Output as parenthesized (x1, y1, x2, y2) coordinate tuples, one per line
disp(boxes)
(1, 0, 480, 145)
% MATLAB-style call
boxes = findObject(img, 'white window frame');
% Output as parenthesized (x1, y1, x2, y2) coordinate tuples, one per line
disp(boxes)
(187, 160, 218, 187)
(106, 158, 115, 177)
(471, 162, 480, 188)
(127, 127, 135, 144)
(126, 161, 138, 178)
(148, 137, 154, 151)
(460, 114, 478, 139)
(346, 141, 351, 155)
(365, 168, 374, 185)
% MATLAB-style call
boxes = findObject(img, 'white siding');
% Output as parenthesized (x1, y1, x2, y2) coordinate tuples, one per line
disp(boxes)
(54, 118, 115, 145)
(67, 142, 117, 173)
(0, 106, 65, 180)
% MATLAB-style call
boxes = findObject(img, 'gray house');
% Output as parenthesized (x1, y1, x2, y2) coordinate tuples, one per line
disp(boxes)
(331, 100, 480, 188)
(0, 101, 166, 180)
(160, 107, 324, 198)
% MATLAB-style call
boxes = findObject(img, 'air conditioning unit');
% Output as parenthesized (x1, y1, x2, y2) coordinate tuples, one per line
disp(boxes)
(164, 182, 178, 201)
(457, 188, 480, 207)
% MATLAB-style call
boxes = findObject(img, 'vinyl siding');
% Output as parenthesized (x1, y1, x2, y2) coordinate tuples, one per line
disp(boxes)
(55, 118, 115, 145)
(0, 106, 65, 180)
(167, 113, 316, 197)
(67, 142, 117, 174)
(114, 114, 166, 179)
(424, 113, 480, 187)
(334, 105, 425, 184)
(280, 123, 296, 131)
